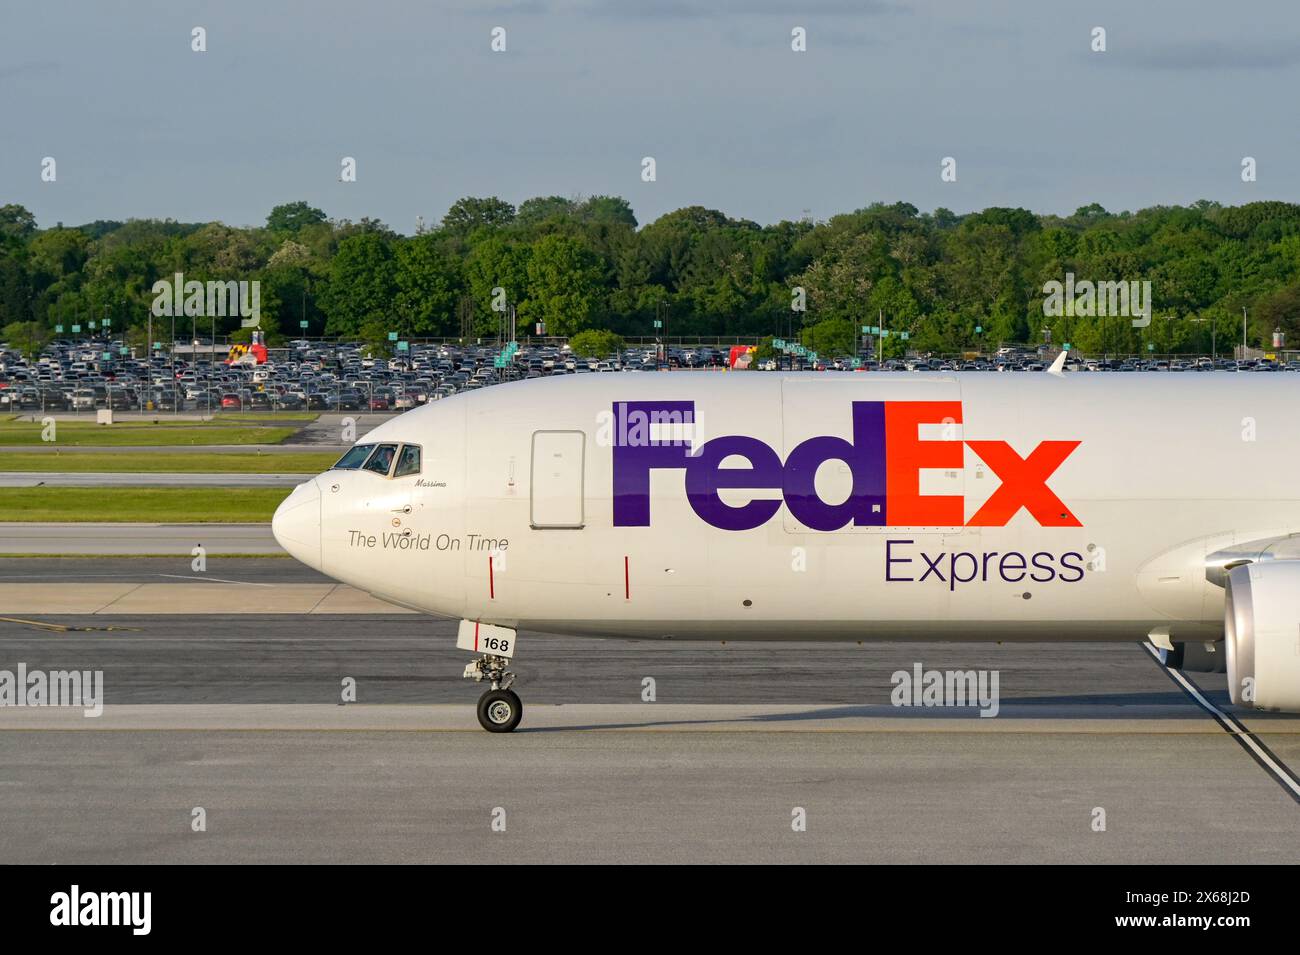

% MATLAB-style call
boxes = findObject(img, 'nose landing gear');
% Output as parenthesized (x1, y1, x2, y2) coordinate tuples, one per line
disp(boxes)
(457, 620, 523, 733)
(463, 654, 522, 733)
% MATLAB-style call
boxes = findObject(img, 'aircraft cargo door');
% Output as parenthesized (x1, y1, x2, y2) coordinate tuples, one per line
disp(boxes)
(530, 430, 586, 529)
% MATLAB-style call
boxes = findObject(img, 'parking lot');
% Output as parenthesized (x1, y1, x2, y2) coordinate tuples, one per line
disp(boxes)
(2, 337, 1297, 416)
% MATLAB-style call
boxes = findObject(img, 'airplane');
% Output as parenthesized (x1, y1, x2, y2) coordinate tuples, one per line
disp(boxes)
(272, 365, 1300, 732)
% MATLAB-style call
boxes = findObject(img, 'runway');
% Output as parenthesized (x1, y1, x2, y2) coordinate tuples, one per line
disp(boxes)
(0, 609, 1231, 704)
(0, 444, 337, 454)
(282, 412, 394, 445)
(0, 558, 403, 612)
(0, 472, 310, 487)
(0, 557, 321, 582)
(0, 560, 1296, 863)
(0, 522, 280, 555)
(2, 703, 1297, 864)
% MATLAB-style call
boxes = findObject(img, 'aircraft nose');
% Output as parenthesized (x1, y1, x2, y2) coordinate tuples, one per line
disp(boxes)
(272, 477, 321, 569)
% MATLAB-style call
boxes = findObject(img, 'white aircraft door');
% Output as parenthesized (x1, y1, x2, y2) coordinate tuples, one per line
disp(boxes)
(530, 430, 586, 529)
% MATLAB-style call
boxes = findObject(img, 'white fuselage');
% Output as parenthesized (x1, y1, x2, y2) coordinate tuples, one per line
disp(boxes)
(272, 373, 1300, 644)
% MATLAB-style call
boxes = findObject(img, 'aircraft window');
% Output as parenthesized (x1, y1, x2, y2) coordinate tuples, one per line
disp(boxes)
(394, 444, 422, 477)
(363, 443, 399, 476)
(332, 444, 374, 470)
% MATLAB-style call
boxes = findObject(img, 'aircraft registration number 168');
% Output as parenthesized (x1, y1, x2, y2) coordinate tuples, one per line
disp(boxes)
(455, 620, 517, 659)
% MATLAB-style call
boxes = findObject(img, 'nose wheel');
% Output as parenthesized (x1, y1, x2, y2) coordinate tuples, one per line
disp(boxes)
(477, 688, 523, 733)
(463, 652, 522, 733)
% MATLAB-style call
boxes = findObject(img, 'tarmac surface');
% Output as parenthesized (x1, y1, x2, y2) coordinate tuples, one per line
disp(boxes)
(0, 606, 1227, 705)
(282, 413, 393, 445)
(0, 444, 337, 454)
(0, 558, 400, 612)
(0, 472, 310, 487)
(0, 559, 1296, 863)
(0, 522, 281, 555)
(0, 556, 320, 582)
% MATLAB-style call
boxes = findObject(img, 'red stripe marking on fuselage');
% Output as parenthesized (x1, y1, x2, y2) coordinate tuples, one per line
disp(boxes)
(624, 555, 630, 600)
(488, 555, 495, 599)
(474, 620, 479, 652)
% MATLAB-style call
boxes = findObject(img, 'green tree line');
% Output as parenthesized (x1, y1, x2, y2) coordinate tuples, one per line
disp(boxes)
(3, 196, 1300, 355)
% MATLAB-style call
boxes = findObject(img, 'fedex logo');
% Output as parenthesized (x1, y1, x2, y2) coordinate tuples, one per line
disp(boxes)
(611, 399, 1081, 531)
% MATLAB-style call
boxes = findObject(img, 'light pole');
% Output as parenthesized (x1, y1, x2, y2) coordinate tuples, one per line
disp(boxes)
(654, 300, 664, 366)
(1191, 317, 1210, 363)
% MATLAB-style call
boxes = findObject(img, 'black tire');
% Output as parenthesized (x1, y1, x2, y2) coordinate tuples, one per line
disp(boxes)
(477, 689, 523, 733)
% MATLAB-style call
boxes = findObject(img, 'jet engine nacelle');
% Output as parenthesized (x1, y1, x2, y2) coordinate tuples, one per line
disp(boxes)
(1225, 562, 1300, 711)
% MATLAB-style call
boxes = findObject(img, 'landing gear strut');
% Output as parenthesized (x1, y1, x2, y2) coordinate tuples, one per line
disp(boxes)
(457, 620, 522, 733)
(463, 654, 522, 733)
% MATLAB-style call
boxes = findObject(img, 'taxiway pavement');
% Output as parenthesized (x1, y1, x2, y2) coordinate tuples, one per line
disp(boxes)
(0, 559, 1296, 864)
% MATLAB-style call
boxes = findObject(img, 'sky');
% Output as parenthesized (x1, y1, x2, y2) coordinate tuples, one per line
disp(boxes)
(3, 0, 1299, 232)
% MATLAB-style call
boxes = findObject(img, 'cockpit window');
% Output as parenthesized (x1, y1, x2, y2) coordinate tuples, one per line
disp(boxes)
(332, 444, 374, 470)
(394, 444, 421, 477)
(362, 443, 399, 475)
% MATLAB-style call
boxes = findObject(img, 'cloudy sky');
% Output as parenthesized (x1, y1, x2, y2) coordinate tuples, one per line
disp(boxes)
(3, 0, 1298, 231)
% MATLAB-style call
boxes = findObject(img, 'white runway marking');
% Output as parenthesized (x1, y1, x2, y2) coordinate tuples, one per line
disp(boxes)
(1142, 642, 1300, 804)
(157, 574, 275, 587)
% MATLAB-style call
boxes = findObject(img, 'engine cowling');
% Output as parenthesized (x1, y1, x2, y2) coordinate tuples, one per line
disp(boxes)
(1225, 562, 1300, 711)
